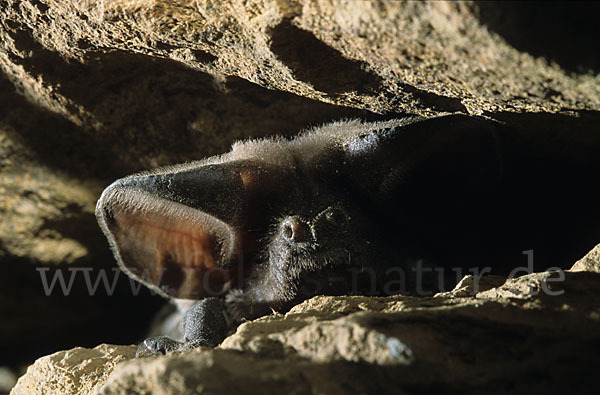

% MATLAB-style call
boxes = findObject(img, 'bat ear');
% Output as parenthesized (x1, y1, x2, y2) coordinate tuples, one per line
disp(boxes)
(95, 161, 262, 300)
(341, 114, 504, 205)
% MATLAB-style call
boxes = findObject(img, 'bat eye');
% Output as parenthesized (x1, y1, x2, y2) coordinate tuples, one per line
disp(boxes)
(324, 207, 348, 228)
(281, 216, 312, 243)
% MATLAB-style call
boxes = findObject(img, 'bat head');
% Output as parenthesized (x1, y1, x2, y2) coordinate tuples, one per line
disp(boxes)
(96, 114, 505, 302)
(95, 117, 408, 301)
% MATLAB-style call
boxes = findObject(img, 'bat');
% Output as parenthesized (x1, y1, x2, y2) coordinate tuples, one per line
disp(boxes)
(95, 114, 600, 356)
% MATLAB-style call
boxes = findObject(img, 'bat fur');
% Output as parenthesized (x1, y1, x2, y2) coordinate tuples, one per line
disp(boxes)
(96, 114, 600, 356)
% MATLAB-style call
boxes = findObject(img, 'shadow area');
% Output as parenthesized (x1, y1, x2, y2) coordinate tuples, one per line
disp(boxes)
(0, 38, 379, 371)
(475, 1, 600, 74)
(2, 26, 378, 181)
(392, 111, 600, 282)
(269, 19, 382, 95)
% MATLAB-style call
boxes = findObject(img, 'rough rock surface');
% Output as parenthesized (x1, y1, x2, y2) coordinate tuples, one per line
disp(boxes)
(1, 0, 598, 122)
(572, 243, 600, 273)
(2, 0, 599, 393)
(12, 268, 600, 395)
(11, 344, 135, 395)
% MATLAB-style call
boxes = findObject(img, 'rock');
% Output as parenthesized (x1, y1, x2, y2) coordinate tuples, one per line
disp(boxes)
(11, 344, 135, 395)
(571, 243, 600, 273)
(221, 311, 415, 366)
(1, 1, 598, 120)
(14, 271, 600, 394)
(98, 271, 600, 394)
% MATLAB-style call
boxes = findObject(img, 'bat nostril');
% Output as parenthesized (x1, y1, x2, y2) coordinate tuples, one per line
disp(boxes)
(282, 217, 311, 243)
(283, 223, 293, 240)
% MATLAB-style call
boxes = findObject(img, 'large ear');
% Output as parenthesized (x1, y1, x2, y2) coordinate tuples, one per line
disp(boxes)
(341, 114, 504, 204)
(95, 159, 278, 300)
(338, 114, 506, 255)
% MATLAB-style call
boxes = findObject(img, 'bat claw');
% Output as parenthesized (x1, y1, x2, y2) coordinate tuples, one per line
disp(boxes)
(136, 336, 183, 357)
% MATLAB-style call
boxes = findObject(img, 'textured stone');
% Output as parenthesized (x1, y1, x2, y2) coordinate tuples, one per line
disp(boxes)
(11, 344, 136, 395)
(13, 271, 600, 394)
(1, 1, 598, 121)
(571, 243, 600, 273)
(99, 271, 600, 394)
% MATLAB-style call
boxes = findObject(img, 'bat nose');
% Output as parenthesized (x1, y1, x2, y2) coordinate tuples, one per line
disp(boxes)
(281, 216, 312, 243)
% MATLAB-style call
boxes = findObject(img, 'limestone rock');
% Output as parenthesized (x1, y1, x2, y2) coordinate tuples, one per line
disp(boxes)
(571, 243, 600, 273)
(13, 271, 599, 394)
(1, 1, 598, 120)
(99, 271, 600, 394)
(11, 344, 136, 395)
